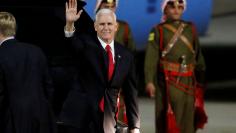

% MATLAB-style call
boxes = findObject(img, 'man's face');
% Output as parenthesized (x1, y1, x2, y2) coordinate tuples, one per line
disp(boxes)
(164, 1, 184, 20)
(100, 3, 116, 12)
(94, 13, 118, 43)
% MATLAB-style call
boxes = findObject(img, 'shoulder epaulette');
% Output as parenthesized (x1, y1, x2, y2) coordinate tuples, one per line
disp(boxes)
(155, 24, 164, 51)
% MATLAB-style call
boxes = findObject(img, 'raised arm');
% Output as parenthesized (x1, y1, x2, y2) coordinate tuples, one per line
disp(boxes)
(65, 0, 83, 32)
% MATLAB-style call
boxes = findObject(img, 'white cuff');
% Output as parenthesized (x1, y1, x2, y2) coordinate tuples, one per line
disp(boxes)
(64, 26, 75, 38)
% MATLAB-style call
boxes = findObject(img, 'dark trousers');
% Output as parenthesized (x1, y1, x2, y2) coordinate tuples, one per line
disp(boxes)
(64, 126, 88, 133)
(62, 111, 104, 133)
(63, 123, 104, 133)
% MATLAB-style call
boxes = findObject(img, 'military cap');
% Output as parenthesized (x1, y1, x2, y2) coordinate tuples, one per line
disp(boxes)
(95, 0, 119, 12)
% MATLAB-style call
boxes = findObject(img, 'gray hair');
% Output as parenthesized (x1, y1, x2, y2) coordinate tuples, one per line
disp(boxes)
(95, 8, 117, 22)
(0, 12, 16, 37)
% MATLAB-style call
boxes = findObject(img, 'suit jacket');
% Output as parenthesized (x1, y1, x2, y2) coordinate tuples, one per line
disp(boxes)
(0, 39, 56, 133)
(60, 32, 140, 131)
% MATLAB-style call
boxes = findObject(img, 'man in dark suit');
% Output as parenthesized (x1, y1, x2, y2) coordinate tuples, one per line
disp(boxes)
(0, 12, 56, 133)
(60, 0, 140, 133)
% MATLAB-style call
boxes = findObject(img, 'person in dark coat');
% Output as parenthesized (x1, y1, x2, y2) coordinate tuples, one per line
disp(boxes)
(0, 12, 56, 133)
(60, 0, 140, 133)
(94, 0, 137, 124)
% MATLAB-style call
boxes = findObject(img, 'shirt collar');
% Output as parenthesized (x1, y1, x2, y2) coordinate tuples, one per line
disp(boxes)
(97, 36, 115, 52)
(0, 36, 14, 46)
(97, 36, 116, 62)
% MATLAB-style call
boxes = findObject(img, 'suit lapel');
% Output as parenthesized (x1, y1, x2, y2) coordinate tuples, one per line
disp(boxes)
(95, 39, 123, 85)
(94, 37, 109, 83)
(110, 43, 122, 85)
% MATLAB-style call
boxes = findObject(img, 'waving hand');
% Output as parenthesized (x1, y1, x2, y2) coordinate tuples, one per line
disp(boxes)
(65, 0, 83, 31)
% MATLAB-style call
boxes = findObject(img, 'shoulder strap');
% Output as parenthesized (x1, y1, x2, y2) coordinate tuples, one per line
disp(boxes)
(162, 23, 186, 57)
(123, 22, 129, 46)
(189, 23, 198, 53)
(164, 23, 195, 54)
(191, 23, 197, 46)
(156, 25, 164, 51)
(191, 23, 197, 43)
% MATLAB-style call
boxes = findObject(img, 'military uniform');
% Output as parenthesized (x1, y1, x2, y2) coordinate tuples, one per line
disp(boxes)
(115, 20, 136, 52)
(144, 19, 207, 133)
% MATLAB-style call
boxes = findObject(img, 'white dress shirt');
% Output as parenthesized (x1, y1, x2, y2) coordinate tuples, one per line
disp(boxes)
(64, 28, 115, 62)
(97, 37, 115, 63)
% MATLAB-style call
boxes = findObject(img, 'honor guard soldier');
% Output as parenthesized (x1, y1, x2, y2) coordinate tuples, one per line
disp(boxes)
(144, 0, 208, 133)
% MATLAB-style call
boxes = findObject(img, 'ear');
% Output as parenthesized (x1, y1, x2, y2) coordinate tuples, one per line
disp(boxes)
(94, 22, 98, 32)
(114, 22, 119, 32)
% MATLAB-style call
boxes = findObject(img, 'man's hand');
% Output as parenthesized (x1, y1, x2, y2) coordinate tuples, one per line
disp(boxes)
(145, 82, 156, 98)
(65, 0, 83, 31)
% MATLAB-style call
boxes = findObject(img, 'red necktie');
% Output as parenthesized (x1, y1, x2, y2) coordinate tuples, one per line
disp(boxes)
(106, 44, 114, 81)
(99, 44, 114, 112)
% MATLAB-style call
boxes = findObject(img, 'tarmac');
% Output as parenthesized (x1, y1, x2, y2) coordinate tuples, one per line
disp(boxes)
(139, 98, 236, 133)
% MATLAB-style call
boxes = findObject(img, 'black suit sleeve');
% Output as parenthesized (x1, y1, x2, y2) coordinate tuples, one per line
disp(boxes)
(0, 65, 5, 125)
(39, 50, 54, 103)
(65, 9, 95, 53)
(122, 55, 140, 129)
(64, 32, 87, 55)
(0, 65, 4, 109)
(0, 67, 3, 133)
